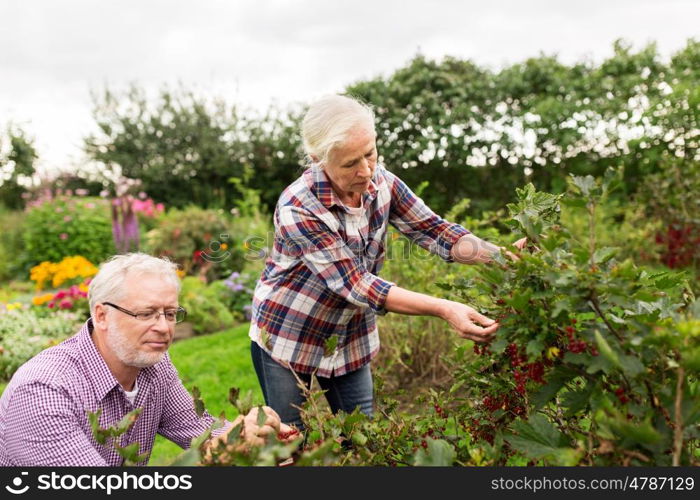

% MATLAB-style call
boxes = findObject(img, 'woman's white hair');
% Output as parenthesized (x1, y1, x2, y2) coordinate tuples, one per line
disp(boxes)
(88, 253, 180, 315)
(301, 94, 376, 166)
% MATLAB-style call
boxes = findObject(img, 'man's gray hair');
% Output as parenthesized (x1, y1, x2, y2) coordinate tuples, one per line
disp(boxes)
(88, 253, 180, 315)
(301, 94, 376, 166)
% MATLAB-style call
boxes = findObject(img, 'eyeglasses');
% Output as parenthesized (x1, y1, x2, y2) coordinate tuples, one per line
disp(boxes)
(103, 302, 187, 324)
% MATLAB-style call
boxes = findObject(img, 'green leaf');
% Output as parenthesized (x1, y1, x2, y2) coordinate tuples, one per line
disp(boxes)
(115, 407, 143, 434)
(351, 431, 368, 446)
(619, 355, 645, 377)
(489, 336, 508, 354)
(413, 439, 456, 466)
(593, 247, 617, 265)
(505, 414, 582, 465)
(228, 387, 240, 407)
(594, 330, 621, 369)
(596, 412, 662, 448)
(193, 389, 205, 418)
(256, 405, 267, 428)
(324, 335, 339, 357)
(115, 442, 149, 465)
(561, 383, 595, 416)
(681, 347, 700, 372)
(586, 353, 613, 374)
(526, 338, 545, 357)
(508, 289, 532, 310)
(531, 368, 576, 409)
(570, 174, 596, 197)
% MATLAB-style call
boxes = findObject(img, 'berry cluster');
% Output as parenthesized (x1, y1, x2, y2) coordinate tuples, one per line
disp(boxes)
(614, 387, 629, 404)
(433, 404, 446, 418)
(506, 343, 525, 368)
(277, 428, 301, 441)
(563, 322, 598, 356)
(655, 222, 700, 269)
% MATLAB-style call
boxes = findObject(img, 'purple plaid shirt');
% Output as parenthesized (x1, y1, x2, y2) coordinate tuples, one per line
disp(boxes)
(249, 164, 470, 377)
(0, 319, 220, 466)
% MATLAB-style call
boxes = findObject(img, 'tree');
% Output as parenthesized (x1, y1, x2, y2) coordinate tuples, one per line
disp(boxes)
(0, 126, 38, 210)
(84, 85, 246, 209)
(346, 39, 699, 215)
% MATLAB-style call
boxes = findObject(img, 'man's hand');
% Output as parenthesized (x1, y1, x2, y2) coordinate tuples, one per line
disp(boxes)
(439, 300, 499, 343)
(208, 406, 298, 450)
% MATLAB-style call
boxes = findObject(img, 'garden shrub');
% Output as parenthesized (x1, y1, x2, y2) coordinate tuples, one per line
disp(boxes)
(22, 196, 114, 269)
(0, 309, 81, 380)
(144, 206, 245, 281)
(374, 196, 505, 398)
(0, 209, 28, 280)
(176, 171, 700, 466)
(179, 277, 235, 335)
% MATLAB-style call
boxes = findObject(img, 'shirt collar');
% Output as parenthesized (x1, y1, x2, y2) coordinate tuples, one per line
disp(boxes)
(309, 164, 379, 211)
(78, 318, 121, 401)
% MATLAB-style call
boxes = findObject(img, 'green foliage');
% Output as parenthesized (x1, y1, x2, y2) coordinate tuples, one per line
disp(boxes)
(0, 127, 37, 210)
(442, 174, 699, 465)
(0, 309, 81, 380)
(144, 206, 244, 280)
(179, 277, 234, 335)
(88, 407, 149, 465)
(85, 85, 245, 210)
(346, 39, 699, 215)
(148, 324, 264, 465)
(0, 209, 28, 280)
(22, 196, 114, 269)
(84, 85, 304, 214)
(636, 159, 700, 270)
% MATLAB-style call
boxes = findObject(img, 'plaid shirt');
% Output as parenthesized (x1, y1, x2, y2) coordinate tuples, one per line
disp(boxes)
(249, 164, 470, 377)
(0, 319, 220, 466)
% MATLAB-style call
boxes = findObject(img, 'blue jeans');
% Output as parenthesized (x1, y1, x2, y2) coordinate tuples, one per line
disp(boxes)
(250, 341, 374, 429)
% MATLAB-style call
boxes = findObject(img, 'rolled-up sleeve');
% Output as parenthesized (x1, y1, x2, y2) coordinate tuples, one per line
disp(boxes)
(278, 205, 394, 312)
(387, 171, 470, 262)
(4, 382, 108, 466)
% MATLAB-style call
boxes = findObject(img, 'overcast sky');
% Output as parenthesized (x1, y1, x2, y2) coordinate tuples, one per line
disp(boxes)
(1, 0, 698, 174)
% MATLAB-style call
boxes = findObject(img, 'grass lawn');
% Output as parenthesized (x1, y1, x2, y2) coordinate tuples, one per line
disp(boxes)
(148, 323, 264, 465)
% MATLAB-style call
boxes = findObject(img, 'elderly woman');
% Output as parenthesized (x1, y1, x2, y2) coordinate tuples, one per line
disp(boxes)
(249, 94, 525, 429)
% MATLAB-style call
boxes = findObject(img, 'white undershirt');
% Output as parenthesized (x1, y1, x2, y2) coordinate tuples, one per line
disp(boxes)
(123, 378, 139, 405)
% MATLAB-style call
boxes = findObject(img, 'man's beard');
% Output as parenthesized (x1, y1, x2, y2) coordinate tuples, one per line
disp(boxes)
(105, 319, 167, 368)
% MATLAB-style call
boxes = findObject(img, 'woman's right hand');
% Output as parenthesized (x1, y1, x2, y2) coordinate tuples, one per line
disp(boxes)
(439, 300, 499, 343)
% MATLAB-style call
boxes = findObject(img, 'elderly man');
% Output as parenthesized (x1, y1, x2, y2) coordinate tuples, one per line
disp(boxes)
(0, 253, 289, 466)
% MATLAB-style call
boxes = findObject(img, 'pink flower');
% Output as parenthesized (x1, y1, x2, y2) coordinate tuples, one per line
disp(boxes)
(63, 215, 72, 222)
(55, 207, 63, 213)
(85, 202, 95, 209)
(47, 301, 55, 309)
(76, 189, 89, 196)
(59, 299, 73, 309)
(156, 203, 164, 213)
(60, 233, 69, 240)
(54, 290, 67, 300)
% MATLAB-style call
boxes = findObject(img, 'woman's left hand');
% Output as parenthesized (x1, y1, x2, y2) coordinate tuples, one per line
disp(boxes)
(501, 237, 528, 261)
